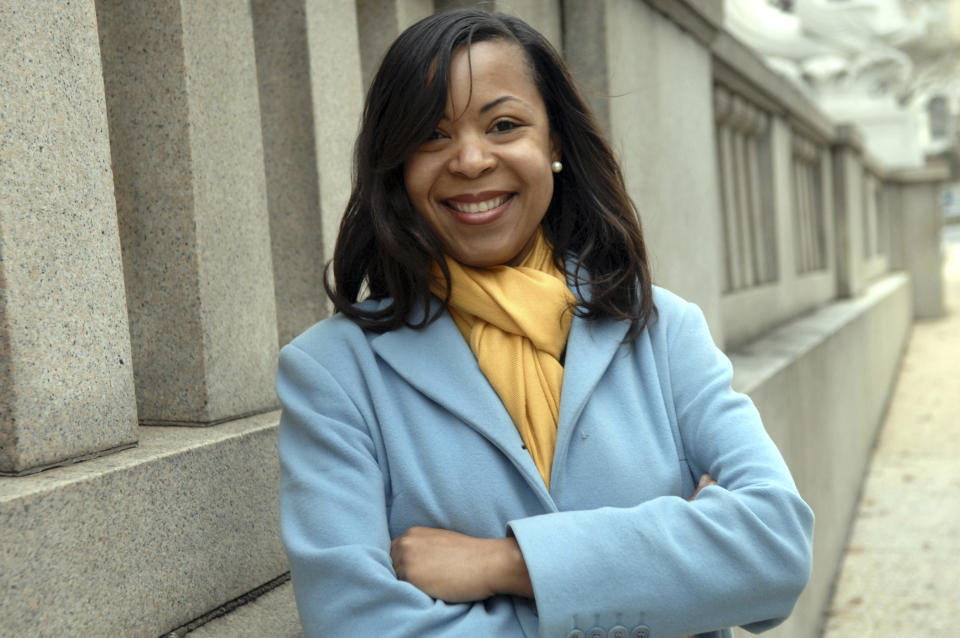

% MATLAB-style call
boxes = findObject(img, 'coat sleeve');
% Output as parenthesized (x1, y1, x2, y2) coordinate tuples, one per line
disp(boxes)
(277, 343, 526, 638)
(506, 301, 815, 638)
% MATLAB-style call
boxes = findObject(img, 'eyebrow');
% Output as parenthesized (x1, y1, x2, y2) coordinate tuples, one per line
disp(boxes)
(479, 95, 527, 113)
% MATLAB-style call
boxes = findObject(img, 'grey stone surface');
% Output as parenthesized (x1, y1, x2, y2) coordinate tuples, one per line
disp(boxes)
(832, 132, 869, 299)
(0, 1, 138, 473)
(0, 411, 286, 638)
(729, 272, 912, 638)
(889, 164, 948, 319)
(562, 0, 611, 136)
(357, 0, 402, 91)
(251, 1, 325, 347)
(96, 0, 279, 423)
(357, 0, 433, 91)
(185, 581, 303, 638)
(396, 0, 435, 31)
(605, 0, 725, 344)
(305, 0, 364, 284)
(497, 0, 562, 50)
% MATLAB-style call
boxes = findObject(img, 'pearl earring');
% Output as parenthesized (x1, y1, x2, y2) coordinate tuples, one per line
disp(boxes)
(551, 161, 563, 173)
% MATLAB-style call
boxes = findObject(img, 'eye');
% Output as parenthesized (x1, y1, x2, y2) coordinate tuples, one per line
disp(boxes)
(426, 129, 448, 142)
(491, 119, 521, 133)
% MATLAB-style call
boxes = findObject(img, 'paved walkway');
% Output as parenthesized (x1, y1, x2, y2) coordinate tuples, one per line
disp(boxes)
(821, 226, 960, 637)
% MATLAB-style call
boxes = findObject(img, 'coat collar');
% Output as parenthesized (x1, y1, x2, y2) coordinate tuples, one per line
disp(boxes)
(368, 279, 630, 501)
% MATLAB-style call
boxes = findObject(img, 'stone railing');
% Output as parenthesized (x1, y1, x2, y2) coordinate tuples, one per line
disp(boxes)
(713, 84, 777, 292)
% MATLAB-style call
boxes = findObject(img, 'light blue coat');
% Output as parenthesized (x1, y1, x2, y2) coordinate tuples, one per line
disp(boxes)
(277, 286, 814, 638)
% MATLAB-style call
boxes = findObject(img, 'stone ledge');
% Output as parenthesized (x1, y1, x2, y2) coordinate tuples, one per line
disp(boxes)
(0, 411, 287, 638)
(730, 272, 909, 393)
(728, 271, 912, 638)
(181, 580, 302, 638)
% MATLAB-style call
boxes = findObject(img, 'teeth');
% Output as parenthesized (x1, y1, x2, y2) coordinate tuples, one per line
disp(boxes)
(447, 194, 510, 214)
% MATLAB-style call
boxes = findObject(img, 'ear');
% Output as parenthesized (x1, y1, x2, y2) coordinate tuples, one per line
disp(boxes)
(550, 132, 562, 164)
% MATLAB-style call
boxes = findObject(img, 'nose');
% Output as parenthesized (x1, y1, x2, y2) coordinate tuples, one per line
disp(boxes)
(448, 134, 496, 178)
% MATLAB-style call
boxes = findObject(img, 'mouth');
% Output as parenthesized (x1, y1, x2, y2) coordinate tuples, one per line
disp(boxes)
(442, 192, 515, 214)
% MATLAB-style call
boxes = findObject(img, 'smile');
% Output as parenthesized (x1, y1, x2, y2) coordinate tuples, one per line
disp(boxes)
(444, 193, 514, 214)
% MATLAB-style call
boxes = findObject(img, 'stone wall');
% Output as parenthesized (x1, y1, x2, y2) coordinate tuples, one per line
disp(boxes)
(0, 1, 945, 637)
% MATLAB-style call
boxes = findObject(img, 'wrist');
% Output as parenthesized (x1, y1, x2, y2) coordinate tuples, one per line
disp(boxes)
(486, 537, 533, 598)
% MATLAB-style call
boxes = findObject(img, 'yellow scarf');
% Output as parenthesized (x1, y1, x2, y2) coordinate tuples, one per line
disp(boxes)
(431, 232, 575, 488)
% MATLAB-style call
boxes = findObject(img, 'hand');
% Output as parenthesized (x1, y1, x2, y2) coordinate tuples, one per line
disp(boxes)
(390, 526, 533, 602)
(689, 473, 716, 501)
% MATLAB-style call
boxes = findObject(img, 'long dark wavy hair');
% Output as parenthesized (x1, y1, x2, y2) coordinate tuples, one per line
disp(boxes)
(326, 8, 656, 340)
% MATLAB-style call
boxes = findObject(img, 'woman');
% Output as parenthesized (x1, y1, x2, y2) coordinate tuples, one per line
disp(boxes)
(277, 9, 813, 638)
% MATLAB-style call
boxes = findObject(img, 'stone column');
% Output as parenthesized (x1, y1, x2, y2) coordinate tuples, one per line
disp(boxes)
(304, 0, 365, 281)
(889, 164, 949, 318)
(562, 0, 611, 136)
(96, 1, 279, 424)
(602, 0, 726, 342)
(251, 1, 324, 347)
(357, 0, 434, 91)
(0, 1, 138, 474)
(832, 125, 868, 298)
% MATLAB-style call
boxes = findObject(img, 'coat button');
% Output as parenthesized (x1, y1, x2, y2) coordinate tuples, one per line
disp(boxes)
(566, 631, 585, 638)
(588, 628, 606, 638)
(609, 626, 629, 638)
(630, 626, 651, 638)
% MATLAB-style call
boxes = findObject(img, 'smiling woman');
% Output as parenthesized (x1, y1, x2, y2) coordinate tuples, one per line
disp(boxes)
(277, 8, 814, 638)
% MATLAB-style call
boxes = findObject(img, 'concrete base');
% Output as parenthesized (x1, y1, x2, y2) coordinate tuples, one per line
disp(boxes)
(0, 412, 287, 638)
(730, 272, 912, 638)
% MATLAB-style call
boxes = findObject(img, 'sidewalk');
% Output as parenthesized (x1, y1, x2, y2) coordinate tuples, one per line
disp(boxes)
(821, 228, 960, 636)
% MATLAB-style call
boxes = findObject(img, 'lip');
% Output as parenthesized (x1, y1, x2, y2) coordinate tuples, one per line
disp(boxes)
(441, 192, 515, 226)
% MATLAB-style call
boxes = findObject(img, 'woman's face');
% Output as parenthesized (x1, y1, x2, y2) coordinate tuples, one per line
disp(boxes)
(403, 40, 558, 268)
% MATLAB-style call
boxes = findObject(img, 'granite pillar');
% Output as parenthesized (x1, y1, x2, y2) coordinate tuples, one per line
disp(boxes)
(304, 0, 365, 277)
(96, 1, 279, 424)
(832, 125, 868, 299)
(562, 0, 611, 136)
(0, 1, 138, 474)
(357, 0, 434, 90)
(251, 1, 325, 347)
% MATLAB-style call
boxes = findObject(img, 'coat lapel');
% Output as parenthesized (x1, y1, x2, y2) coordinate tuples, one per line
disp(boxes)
(551, 273, 632, 488)
(370, 302, 556, 510)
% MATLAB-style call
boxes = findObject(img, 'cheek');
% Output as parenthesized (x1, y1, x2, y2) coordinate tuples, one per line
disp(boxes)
(402, 161, 430, 210)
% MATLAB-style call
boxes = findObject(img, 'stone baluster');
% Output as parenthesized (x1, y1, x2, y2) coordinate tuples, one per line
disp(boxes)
(0, 1, 138, 474)
(714, 86, 743, 292)
(832, 125, 868, 298)
(95, 1, 279, 424)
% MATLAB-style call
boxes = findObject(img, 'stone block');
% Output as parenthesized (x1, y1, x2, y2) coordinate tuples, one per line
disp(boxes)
(0, 413, 286, 638)
(95, 0, 279, 423)
(0, 0, 138, 474)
